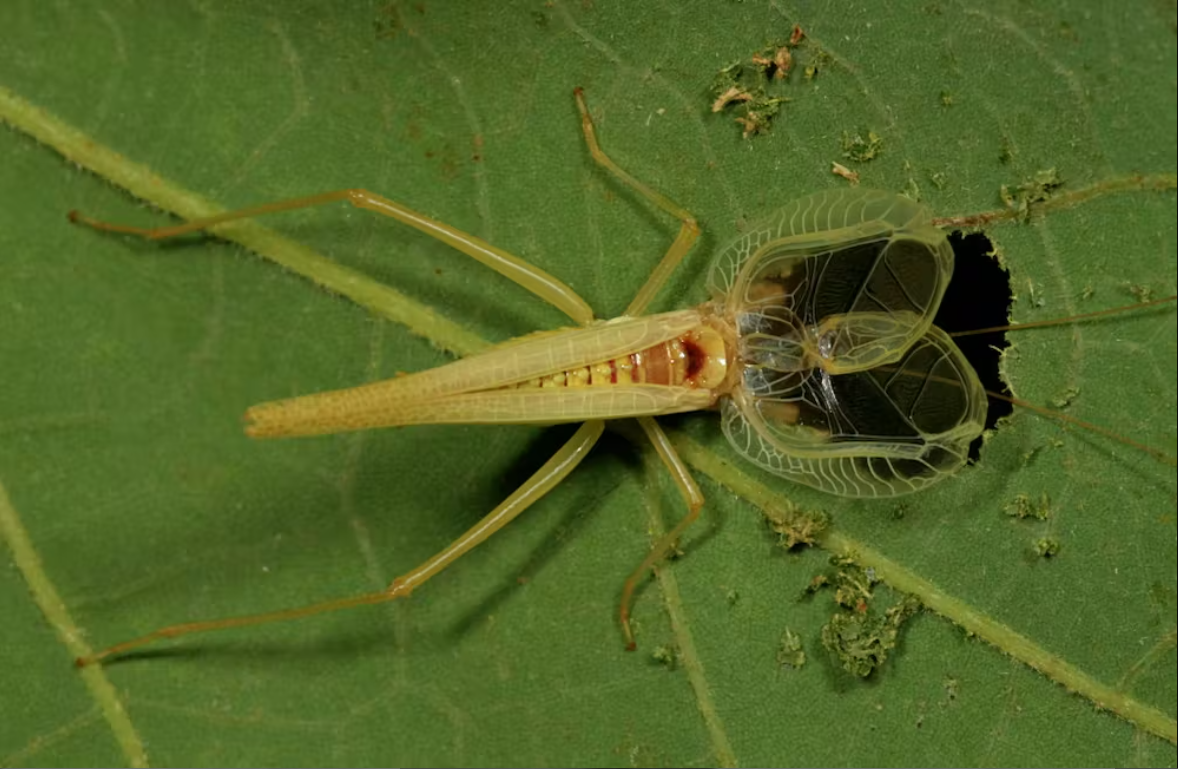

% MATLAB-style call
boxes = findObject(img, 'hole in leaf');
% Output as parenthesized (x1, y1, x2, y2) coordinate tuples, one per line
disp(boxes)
(934, 231, 1014, 461)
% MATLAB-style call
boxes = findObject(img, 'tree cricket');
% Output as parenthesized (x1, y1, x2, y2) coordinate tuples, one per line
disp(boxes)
(67, 88, 1175, 666)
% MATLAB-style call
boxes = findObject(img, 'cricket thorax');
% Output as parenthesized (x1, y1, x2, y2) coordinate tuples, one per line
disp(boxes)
(513, 321, 729, 391)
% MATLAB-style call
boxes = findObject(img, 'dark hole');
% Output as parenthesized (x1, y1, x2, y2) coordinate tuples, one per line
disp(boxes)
(932, 231, 1014, 461)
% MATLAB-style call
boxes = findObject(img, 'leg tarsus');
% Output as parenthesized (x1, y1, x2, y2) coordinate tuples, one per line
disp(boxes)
(619, 416, 706, 650)
(620, 499, 703, 650)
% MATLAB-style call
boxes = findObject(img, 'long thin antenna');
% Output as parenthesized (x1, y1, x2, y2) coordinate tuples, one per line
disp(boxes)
(982, 388, 1175, 466)
(945, 295, 1176, 463)
(951, 296, 1176, 338)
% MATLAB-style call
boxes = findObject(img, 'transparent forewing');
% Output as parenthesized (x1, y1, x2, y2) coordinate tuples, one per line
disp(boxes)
(721, 325, 986, 497)
(709, 189, 953, 375)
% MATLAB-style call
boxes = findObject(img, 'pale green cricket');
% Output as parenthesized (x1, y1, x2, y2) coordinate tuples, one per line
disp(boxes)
(68, 88, 1174, 666)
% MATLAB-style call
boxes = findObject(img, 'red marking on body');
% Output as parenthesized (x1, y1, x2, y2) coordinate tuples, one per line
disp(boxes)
(610, 358, 618, 384)
(683, 340, 705, 382)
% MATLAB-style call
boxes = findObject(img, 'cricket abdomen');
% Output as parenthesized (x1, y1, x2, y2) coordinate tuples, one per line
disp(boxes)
(514, 323, 729, 390)
(244, 309, 730, 438)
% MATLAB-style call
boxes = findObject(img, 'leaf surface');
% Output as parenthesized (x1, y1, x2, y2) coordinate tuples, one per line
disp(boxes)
(1, 1, 1175, 766)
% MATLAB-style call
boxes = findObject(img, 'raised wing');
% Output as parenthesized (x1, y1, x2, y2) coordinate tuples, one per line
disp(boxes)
(709, 189, 953, 374)
(720, 323, 986, 497)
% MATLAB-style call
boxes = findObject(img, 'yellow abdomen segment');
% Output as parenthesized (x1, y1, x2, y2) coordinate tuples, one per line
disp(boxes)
(515, 323, 728, 390)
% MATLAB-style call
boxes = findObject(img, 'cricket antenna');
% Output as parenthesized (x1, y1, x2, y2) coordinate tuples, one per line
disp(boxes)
(951, 296, 1177, 339)
(954, 294, 1177, 465)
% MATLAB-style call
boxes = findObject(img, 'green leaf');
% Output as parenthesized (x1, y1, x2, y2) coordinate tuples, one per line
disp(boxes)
(2, 2, 1175, 766)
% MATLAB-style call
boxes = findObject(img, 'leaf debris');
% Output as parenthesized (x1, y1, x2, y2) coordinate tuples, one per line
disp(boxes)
(1051, 386, 1080, 409)
(709, 24, 822, 138)
(733, 98, 788, 139)
(1000, 168, 1064, 221)
(831, 161, 860, 186)
(651, 644, 679, 669)
(777, 628, 806, 670)
(841, 129, 884, 162)
(1125, 283, 1153, 303)
(1004, 492, 1052, 521)
(1035, 537, 1061, 558)
(762, 502, 829, 549)
(804, 49, 832, 81)
(752, 45, 793, 80)
(809, 553, 923, 678)
(821, 593, 923, 678)
(711, 84, 753, 113)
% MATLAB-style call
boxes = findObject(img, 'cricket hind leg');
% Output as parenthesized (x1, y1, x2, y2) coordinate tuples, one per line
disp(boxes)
(573, 88, 701, 317)
(69, 189, 596, 325)
(77, 420, 606, 666)
(384, 420, 605, 595)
